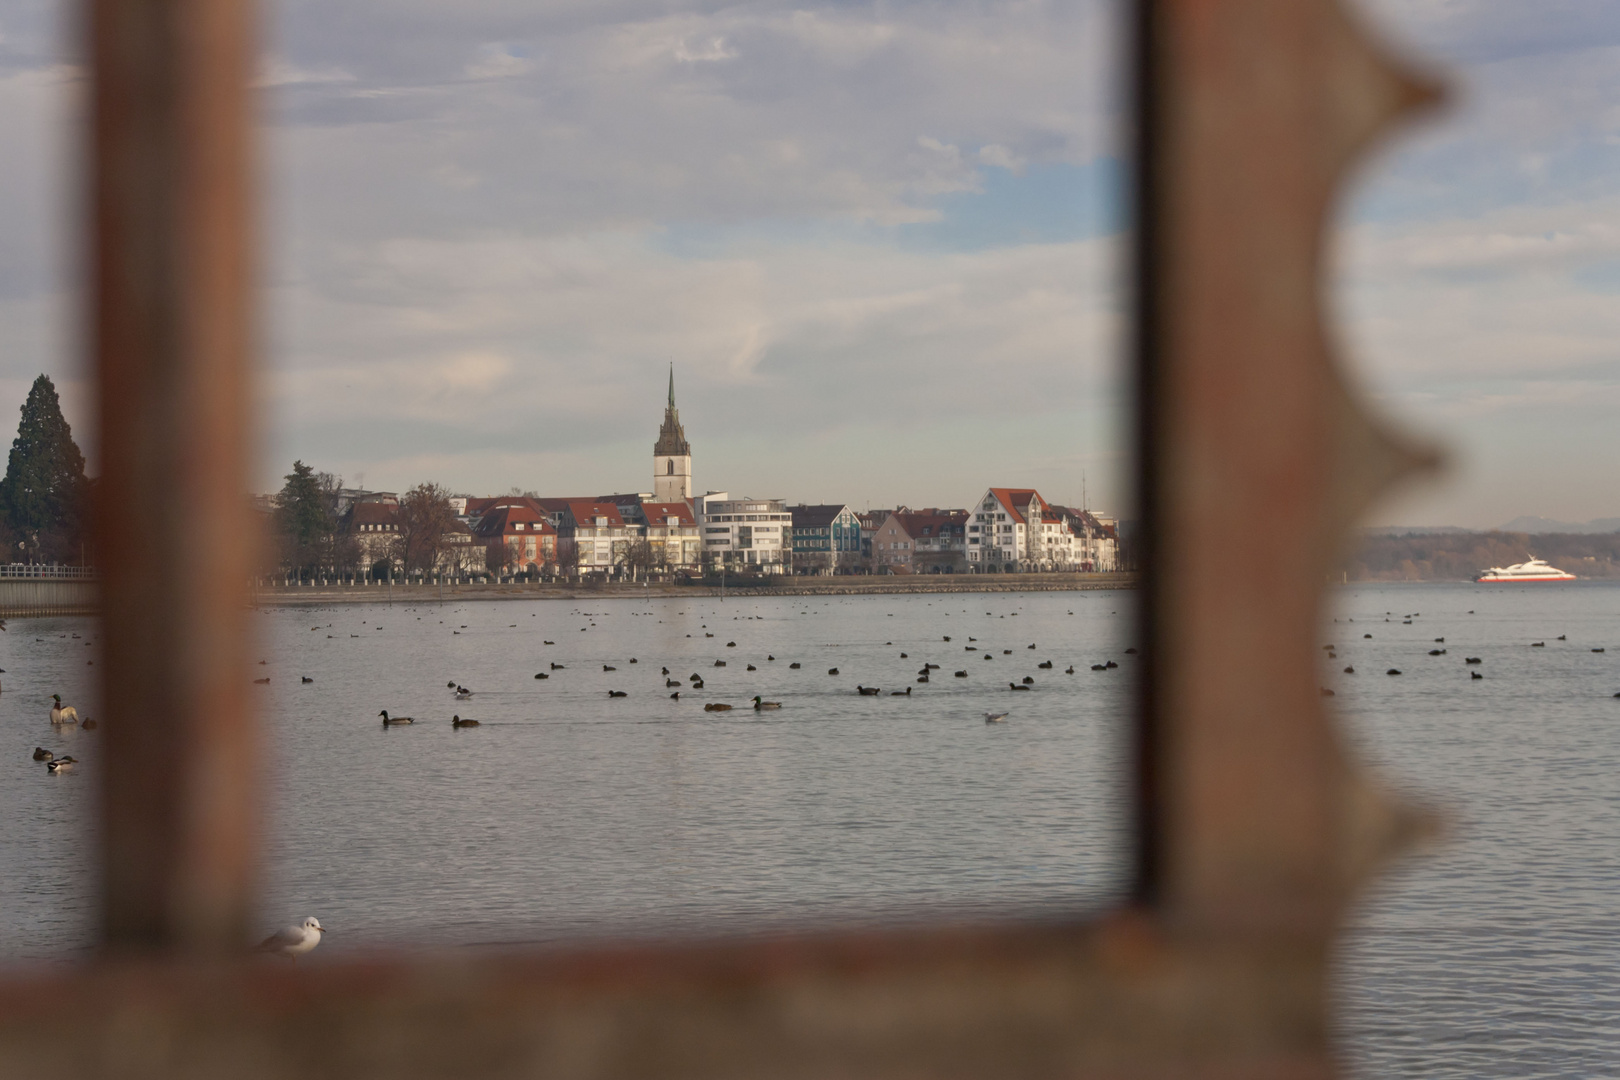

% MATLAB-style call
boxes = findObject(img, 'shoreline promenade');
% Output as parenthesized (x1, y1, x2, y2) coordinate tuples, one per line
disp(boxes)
(252, 572, 1137, 607)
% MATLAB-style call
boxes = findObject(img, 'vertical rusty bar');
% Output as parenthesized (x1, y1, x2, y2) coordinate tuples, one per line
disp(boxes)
(91, 0, 258, 953)
(1130, 0, 1163, 909)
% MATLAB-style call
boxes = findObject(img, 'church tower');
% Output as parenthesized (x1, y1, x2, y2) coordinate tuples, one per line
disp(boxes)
(653, 364, 692, 503)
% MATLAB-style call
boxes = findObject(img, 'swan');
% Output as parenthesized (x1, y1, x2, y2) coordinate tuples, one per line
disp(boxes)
(50, 695, 78, 724)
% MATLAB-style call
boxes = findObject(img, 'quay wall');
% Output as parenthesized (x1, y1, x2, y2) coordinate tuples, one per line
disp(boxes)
(253, 573, 1138, 607)
(0, 579, 99, 617)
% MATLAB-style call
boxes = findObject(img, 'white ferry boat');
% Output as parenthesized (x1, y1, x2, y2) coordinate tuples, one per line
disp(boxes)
(1474, 557, 1576, 583)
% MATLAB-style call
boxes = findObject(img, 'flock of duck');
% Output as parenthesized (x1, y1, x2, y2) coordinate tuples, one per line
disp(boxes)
(367, 611, 1129, 727)
(32, 694, 94, 774)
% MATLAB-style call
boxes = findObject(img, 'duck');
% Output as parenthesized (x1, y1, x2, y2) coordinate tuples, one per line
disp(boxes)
(669, 691, 680, 700)
(954, 670, 968, 678)
(856, 685, 880, 696)
(1091, 664, 1106, 671)
(1471, 672, 1483, 680)
(691, 679, 705, 690)
(828, 668, 839, 675)
(713, 660, 726, 667)
(253, 677, 270, 685)
(82, 718, 98, 730)
(1386, 669, 1402, 676)
(50, 695, 78, 724)
(661, 667, 670, 675)
(451, 715, 479, 727)
(378, 710, 414, 725)
(1028, 644, 1037, 650)
(1037, 661, 1053, 669)
(544, 640, 555, 645)
(1464, 657, 1482, 664)
(1009, 683, 1030, 692)
(789, 662, 801, 669)
(603, 665, 616, 672)
(446, 680, 457, 688)
(608, 690, 627, 698)
(534, 672, 549, 680)
(917, 675, 929, 684)
(32, 747, 53, 762)
(985, 712, 1008, 724)
(1021, 676, 1035, 684)
(1343, 666, 1355, 674)
(454, 686, 473, 698)
(666, 678, 680, 687)
(752, 696, 781, 710)
(704, 703, 732, 712)
(1065, 666, 1075, 675)
(46, 755, 77, 774)
(890, 687, 911, 697)
(746, 664, 756, 671)
(767, 655, 775, 661)
(551, 663, 565, 670)
(899, 652, 908, 659)
(301, 676, 314, 684)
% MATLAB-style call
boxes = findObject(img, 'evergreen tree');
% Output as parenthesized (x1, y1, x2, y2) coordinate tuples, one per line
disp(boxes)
(275, 461, 335, 573)
(0, 374, 89, 563)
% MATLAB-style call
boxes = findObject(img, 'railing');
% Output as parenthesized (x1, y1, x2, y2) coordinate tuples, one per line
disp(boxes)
(0, 563, 99, 580)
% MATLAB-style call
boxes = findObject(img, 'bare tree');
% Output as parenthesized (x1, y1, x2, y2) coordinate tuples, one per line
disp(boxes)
(554, 538, 580, 580)
(624, 538, 655, 582)
(395, 483, 458, 574)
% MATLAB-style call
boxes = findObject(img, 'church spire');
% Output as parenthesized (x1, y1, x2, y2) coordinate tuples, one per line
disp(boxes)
(668, 363, 675, 408)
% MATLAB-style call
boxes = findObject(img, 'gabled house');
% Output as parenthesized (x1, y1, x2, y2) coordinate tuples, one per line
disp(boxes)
(871, 509, 969, 574)
(640, 501, 700, 570)
(787, 504, 862, 573)
(473, 503, 558, 572)
(964, 488, 1053, 571)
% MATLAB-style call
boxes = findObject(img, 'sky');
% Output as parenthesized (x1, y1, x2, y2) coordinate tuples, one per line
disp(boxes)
(0, 1, 1615, 528)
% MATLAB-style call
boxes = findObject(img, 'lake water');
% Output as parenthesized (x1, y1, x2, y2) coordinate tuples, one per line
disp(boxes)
(2, 583, 1617, 1078)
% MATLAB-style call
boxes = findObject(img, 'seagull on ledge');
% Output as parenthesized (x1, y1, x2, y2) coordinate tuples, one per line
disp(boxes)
(257, 916, 326, 960)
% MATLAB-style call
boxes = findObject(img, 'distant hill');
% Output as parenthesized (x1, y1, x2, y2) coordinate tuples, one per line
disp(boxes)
(1347, 531, 1620, 581)
(1496, 516, 1620, 535)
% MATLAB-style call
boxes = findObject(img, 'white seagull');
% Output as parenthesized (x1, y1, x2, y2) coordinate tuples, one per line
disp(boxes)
(256, 916, 326, 960)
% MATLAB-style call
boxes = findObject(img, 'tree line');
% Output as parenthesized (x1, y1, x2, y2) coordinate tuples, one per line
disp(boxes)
(1347, 531, 1620, 581)
(271, 462, 470, 577)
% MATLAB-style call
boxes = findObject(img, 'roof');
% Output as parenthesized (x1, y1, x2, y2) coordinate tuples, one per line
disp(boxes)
(789, 504, 854, 529)
(566, 501, 626, 527)
(886, 509, 969, 539)
(987, 488, 1043, 526)
(473, 504, 557, 538)
(465, 496, 545, 519)
(348, 502, 398, 528)
(641, 502, 696, 526)
(654, 367, 691, 457)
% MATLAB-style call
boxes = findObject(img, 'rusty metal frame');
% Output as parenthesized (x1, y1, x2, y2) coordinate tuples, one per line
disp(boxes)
(0, 0, 1442, 1075)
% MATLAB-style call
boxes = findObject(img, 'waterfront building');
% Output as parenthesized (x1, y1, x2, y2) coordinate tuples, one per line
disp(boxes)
(641, 501, 701, 570)
(787, 504, 862, 573)
(653, 365, 693, 504)
(871, 509, 969, 574)
(696, 493, 791, 571)
(1047, 504, 1120, 572)
(344, 495, 400, 573)
(473, 502, 558, 572)
(559, 500, 636, 575)
(964, 488, 1053, 571)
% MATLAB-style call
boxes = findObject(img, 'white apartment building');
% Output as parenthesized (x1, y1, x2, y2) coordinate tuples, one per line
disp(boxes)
(695, 492, 791, 571)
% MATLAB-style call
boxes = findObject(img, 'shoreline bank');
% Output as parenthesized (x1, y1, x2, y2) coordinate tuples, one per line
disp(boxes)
(251, 572, 1137, 607)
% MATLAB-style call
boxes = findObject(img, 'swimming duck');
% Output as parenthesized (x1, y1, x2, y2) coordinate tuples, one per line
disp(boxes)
(1021, 676, 1035, 685)
(534, 672, 549, 679)
(1065, 666, 1075, 675)
(50, 695, 78, 724)
(81, 718, 97, 730)
(890, 687, 911, 697)
(32, 747, 52, 761)
(446, 680, 457, 688)
(451, 715, 479, 727)
(856, 685, 880, 696)
(378, 710, 414, 725)
(788, 662, 801, 669)
(954, 670, 968, 678)
(302, 676, 314, 683)
(669, 691, 680, 700)
(828, 668, 839, 676)
(551, 663, 565, 670)
(603, 665, 616, 672)
(454, 686, 473, 698)
(608, 690, 627, 698)
(752, 697, 781, 710)
(704, 703, 732, 712)
(985, 712, 1008, 724)
(1037, 661, 1053, 669)
(1009, 683, 1030, 691)
(46, 755, 77, 774)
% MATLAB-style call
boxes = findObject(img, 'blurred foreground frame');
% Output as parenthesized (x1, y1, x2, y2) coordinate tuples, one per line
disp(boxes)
(0, 0, 1444, 1076)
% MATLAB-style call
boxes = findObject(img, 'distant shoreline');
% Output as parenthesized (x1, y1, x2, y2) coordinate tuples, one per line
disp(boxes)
(251, 572, 1138, 607)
